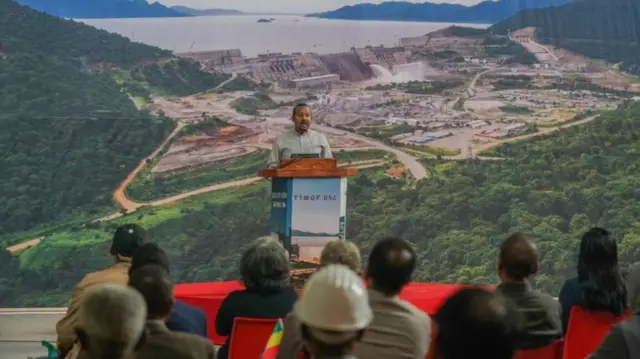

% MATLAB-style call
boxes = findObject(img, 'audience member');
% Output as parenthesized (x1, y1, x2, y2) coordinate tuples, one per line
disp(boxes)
(435, 287, 523, 359)
(130, 264, 217, 359)
(74, 284, 147, 359)
(355, 237, 431, 359)
(590, 309, 640, 359)
(496, 233, 562, 349)
(130, 242, 208, 337)
(296, 264, 372, 359)
(625, 262, 640, 312)
(558, 227, 628, 333)
(56, 224, 147, 357)
(216, 236, 297, 359)
(277, 240, 362, 359)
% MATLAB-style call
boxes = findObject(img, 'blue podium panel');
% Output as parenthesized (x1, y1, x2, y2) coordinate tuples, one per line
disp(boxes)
(270, 177, 347, 260)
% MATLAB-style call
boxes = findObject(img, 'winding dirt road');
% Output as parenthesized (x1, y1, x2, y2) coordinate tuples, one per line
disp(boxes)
(112, 122, 186, 212)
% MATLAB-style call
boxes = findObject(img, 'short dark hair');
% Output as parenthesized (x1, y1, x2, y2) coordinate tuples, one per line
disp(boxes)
(130, 243, 171, 275)
(435, 288, 523, 359)
(128, 264, 174, 319)
(498, 233, 538, 281)
(111, 224, 147, 257)
(366, 237, 416, 296)
(292, 103, 309, 117)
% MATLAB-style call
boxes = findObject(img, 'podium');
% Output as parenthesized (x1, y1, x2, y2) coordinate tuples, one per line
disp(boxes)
(259, 158, 359, 260)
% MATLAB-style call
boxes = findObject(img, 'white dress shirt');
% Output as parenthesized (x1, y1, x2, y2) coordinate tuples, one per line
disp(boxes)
(268, 129, 333, 166)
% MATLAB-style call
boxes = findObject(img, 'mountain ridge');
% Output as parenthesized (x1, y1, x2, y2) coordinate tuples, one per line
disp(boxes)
(15, 0, 188, 19)
(170, 6, 243, 16)
(490, 0, 640, 74)
(307, 0, 571, 24)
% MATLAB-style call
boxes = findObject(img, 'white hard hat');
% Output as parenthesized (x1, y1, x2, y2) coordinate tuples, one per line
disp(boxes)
(295, 264, 373, 336)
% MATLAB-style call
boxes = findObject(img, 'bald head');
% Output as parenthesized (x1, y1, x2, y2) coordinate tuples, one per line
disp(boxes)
(366, 237, 416, 296)
(498, 233, 539, 282)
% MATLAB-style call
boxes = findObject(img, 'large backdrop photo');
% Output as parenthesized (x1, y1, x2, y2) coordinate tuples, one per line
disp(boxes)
(2, 0, 640, 356)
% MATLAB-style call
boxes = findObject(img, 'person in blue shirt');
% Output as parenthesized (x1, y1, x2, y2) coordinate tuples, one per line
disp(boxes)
(130, 242, 208, 337)
(558, 227, 628, 333)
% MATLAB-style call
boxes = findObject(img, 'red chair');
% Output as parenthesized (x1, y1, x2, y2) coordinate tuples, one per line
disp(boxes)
(563, 307, 631, 359)
(228, 317, 280, 359)
(515, 339, 563, 359)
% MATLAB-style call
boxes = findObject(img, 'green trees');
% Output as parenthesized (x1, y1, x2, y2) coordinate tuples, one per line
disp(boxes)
(490, 0, 640, 74)
(0, 52, 173, 236)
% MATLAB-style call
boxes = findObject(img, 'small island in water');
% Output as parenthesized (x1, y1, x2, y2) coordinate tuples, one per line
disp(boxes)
(257, 18, 273, 23)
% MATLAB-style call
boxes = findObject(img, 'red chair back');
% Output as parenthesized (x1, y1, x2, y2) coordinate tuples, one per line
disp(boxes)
(514, 339, 563, 359)
(178, 295, 226, 345)
(563, 306, 631, 359)
(228, 317, 280, 359)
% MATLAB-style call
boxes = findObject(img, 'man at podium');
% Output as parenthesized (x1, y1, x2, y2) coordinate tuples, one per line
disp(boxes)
(268, 103, 333, 166)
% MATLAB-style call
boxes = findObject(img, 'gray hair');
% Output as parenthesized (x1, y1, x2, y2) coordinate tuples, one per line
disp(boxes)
(320, 240, 361, 272)
(77, 284, 147, 358)
(240, 236, 290, 293)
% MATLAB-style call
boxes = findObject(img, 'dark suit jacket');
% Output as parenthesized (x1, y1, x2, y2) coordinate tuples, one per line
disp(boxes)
(137, 320, 216, 359)
(216, 287, 298, 359)
(497, 282, 562, 349)
(167, 299, 208, 337)
(590, 315, 640, 359)
(558, 277, 584, 334)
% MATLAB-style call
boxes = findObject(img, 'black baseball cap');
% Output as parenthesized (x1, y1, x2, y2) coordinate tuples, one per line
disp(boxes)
(111, 224, 148, 257)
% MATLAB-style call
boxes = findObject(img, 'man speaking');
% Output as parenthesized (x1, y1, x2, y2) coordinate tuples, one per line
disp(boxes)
(268, 103, 333, 166)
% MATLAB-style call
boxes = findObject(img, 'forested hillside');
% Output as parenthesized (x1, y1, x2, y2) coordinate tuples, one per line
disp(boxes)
(490, 0, 640, 74)
(0, 0, 182, 238)
(16, 0, 188, 19)
(0, 0, 171, 67)
(6, 102, 640, 305)
(0, 49, 173, 237)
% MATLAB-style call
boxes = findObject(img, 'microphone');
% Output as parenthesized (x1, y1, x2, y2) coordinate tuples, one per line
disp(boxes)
(319, 145, 326, 158)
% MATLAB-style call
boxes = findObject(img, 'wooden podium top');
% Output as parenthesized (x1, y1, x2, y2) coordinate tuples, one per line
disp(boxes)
(259, 158, 359, 178)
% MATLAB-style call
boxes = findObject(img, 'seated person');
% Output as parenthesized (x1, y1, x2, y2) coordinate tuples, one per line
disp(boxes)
(130, 242, 208, 337)
(56, 224, 147, 357)
(590, 310, 640, 359)
(216, 236, 297, 359)
(496, 233, 562, 349)
(435, 287, 523, 359)
(295, 264, 372, 359)
(130, 264, 217, 359)
(277, 240, 362, 359)
(558, 227, 627, 333)
(74, 284, 147, 359)
(268, 103, 332, 166)
(355, 237, 432, 359)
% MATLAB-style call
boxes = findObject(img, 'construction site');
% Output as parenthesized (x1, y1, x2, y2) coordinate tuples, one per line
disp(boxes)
(152, 116, 373, 174)
(163, 26, 639, 161)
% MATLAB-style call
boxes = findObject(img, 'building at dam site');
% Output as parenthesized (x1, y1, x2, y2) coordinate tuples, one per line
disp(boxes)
(288, 74, 340, 89)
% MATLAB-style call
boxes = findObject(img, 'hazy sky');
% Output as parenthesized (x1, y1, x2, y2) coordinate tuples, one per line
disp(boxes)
(157, 0, 484, 14)
(291, 179, 341, 234)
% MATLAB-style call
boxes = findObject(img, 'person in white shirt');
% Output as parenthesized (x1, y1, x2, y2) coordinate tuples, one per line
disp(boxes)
(268, 103, 333, 166)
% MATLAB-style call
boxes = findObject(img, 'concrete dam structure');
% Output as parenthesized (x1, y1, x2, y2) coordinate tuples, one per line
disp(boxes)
(319, 52, 374, 82)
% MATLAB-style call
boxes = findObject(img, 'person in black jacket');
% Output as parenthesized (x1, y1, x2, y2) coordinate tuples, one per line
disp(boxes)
(130, 243, 208, 337)
(495, 233, 562, 349)
(558, 227, 627, 333)
(216, 237, 297, 359)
